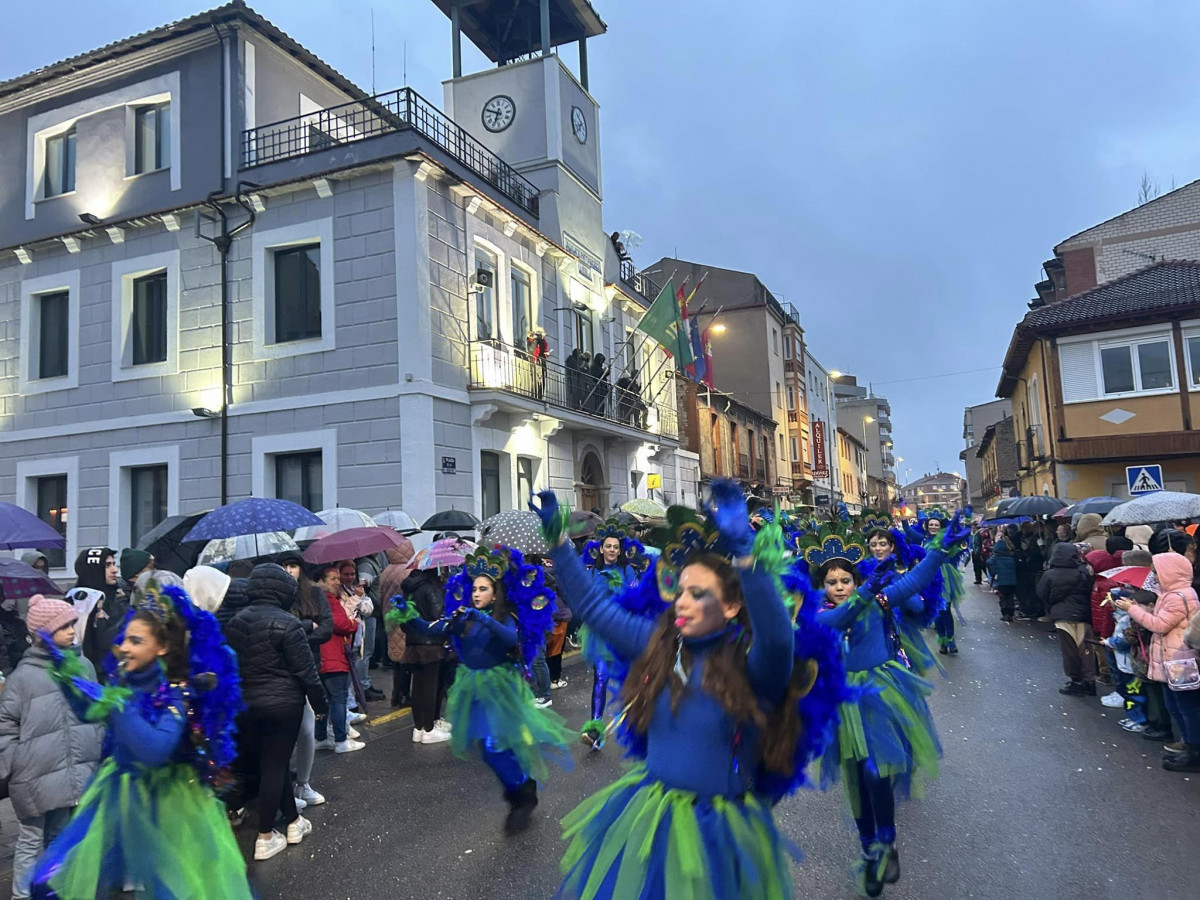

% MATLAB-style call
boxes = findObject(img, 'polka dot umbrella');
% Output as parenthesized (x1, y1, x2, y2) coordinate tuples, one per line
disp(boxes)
(479, 509, 550, 556)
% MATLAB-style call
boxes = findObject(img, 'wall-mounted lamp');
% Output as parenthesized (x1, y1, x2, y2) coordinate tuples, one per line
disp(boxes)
(192, 407, 220, 419)
(78, 213, 102, 226)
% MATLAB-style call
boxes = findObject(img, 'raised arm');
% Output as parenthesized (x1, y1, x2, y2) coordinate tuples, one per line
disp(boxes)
(818, 592, 873, 631)
(547, 540, 655, 661)
(738, 567, 795, 704)
(881, 548, 948, 609)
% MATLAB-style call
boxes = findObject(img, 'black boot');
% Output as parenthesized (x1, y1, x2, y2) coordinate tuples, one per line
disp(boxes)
(855, 849, 884, 898)
(1163, 746, 1200, 773)
(1058, 681, 1084, 696)
(504, 779, 539, 834)
(882, 845, 900, 883)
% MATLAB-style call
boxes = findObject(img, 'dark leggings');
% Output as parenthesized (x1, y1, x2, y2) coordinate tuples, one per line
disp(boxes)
(935, 608, 955, 643)
(240, 706, 303, 833)
(548, 652, 564, 683)
(591, 662, 610, 720)
(853, 763, 896, 851)
(411, 661, 441, 731)
(391, 663, 413, 704)
(1163, 685, 1200, 744)
(481, 736, 526, 791)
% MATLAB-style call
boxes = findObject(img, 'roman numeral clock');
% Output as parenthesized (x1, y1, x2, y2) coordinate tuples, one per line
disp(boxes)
(482, 95, 515, 132)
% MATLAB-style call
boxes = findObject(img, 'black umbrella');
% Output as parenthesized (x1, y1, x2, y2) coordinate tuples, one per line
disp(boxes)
(995, 496, 1068, 518)
(421, 509, 481, 532)
(136, 511, 211, 576)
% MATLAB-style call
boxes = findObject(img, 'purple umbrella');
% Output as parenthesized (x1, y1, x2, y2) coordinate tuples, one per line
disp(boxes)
(0, 557, 63, 600)
(184, 498, 325, 542)
(0, 503, 66, 551)
(303, 526, 406, 565)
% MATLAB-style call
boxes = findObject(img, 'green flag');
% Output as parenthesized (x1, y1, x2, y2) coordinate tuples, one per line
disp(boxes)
(635, 278, 695, 367)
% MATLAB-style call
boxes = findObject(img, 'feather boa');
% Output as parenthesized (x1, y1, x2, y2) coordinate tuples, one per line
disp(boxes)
(41, 636, 132, 722)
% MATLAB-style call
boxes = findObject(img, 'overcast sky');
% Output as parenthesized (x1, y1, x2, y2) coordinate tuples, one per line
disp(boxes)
(6, 0, 1199, 486)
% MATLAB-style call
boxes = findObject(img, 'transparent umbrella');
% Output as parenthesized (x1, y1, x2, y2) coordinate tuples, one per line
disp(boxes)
(373, 510, 422, 534)
(293, 508, 378, 543)
(198, 532, 299, 566)
(1102, 491, 1200, 526)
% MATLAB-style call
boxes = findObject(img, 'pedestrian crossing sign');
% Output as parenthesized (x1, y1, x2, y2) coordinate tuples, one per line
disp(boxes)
(1126, 464, 1164, 495)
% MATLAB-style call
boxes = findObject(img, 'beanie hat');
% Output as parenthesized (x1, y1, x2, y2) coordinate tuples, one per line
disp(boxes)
(73, 547, 116, 592)
(119, 549, 153, 582)
(183, 566, 232, 614)
(26, 594, 78, 636)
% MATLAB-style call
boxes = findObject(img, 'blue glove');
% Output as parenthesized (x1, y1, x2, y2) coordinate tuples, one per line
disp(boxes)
(944, 512, 971, 547)
(862, 559, 894, 597)
(705, 479, 754, 557)
(529, 490, 569, 544)
(529, 490, 559, 529)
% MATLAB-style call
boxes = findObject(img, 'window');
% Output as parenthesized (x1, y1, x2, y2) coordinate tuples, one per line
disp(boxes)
(776, 382, 783, 409)
(516, 457, 534, 505)
(511, 266, 533, 345)
(43, 129, 75, 197)
(574, 308, 594, 355)
(133, 102, 170, 174)
(1101, 340, 1173, 394)
(131, 272, 167, 365)
(275, 451, 323, 511)
(38, 291, 69, 380)
(36, 475, 68, 569)
(787, 385, 796, 411)
(784, 338, 792, 360)
(129, 465, 168, 546)
(481, 451, 501, 520)
(475, 247, 498, 343)
(1060, 330, 1176, 401)
(273, 244, 322, 344)
(771, 328, 779, 356)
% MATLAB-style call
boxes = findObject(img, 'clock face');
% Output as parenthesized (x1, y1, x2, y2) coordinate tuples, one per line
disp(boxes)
(571, 106, 588, 144)
(482, 95, 515, 133)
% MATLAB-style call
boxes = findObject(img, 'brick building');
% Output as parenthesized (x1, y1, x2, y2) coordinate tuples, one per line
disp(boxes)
(976, 416, 1019, 515)
(676, 379, 777, 499)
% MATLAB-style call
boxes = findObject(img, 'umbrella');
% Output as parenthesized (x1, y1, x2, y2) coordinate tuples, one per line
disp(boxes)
(1055, 497, 1124, 519)
(303, 526, 406, 565)
(185, 498, 324, 542)
(1102, 491, 1200, 527)
(408, 537, 477, 572)
(568, 510, 603, 539)
(479, 510, 550, 556)
(198, 532, 299, 566)
(373, 510, 422, 534)
(982, 516, 1032, 526)
(135, 511, 211, 576)
(0, 557, 63, 600)
(293, 507, 378, 543)
(1098, 565, 1153, 591)
(621, 499, 668, 519)
(421, 509, 481, 532)
(994, 496, 1068, 517)
(0, 502, 66, 551)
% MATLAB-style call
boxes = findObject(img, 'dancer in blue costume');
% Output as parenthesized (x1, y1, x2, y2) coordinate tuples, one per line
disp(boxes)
(30, 579, 249, 900)
(861, 523, 945, 678)
(578, 520, 650, 750)
(391, 545, 572, 834)
(533, 481, 849, 900)
(807, 515, 969, 897)
(913, 508, 967, 654)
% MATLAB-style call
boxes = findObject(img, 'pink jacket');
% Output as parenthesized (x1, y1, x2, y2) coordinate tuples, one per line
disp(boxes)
(1128, 553, 1198, 683)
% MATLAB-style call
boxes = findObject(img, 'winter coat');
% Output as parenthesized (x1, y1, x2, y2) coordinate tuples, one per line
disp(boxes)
(1086, 549, 1122, 639)
(296, 584, 333, 674)
(224, 565, 329, 716)
(0, 646, 104, 818)
(1075, 514, 1108, 553)
(1185, 606, 1200, 652)
(214, 577, 251, 628)
(987, 540, 1017, 587)
(1016, 537, 1045, 575)
(319, 590, 358, 675)
(379, 544, 416, 606)
(1038, 542, 1092, 623)
(1127, 553, 1199, 683)
(400, 570, 446, 647)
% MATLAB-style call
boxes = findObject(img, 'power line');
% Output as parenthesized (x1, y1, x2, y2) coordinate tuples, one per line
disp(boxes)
(870, 366, 998, 387)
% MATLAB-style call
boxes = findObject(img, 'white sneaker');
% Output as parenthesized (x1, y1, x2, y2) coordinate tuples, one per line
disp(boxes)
(335, 739, 365, 753)
(534, 697, 553, 709)
(348, 711, 367, 725)
(347, 726, 361, 740)
(550, 678, 568, 690)
(294, 796, 307, 811)
(1100, 692, 1124, 708)
(295, 783, 325, 806)
(412, 727, 426, 743)
(285, 815, 312, 845)
(254, 831, 287, 860)
(314, 737, 336, 751)
(421, 725, 451, 744)
(434, 718, 453, 732)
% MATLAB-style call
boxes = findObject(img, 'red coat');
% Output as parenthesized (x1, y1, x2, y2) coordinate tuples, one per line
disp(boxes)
(319, 591, 357, 674)
(1086, 550, 1121, 639)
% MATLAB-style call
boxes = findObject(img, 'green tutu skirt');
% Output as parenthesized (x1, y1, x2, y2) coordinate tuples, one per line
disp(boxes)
(559, 765, 797, 900)
(32, 759, 251, 899)
(820, 660, 941, 814)
(444, 664, 573, 781)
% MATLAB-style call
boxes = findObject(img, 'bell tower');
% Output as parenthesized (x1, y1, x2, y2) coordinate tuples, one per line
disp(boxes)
(430, 0, 608, 253)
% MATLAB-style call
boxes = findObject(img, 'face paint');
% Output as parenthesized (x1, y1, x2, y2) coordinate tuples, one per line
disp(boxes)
(673, 563, 740, 638)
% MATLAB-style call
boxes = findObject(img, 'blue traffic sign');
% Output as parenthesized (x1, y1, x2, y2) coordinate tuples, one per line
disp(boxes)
(1126, 464, 1164, 495)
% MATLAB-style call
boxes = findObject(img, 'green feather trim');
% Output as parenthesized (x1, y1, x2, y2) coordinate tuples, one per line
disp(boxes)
(385, 603, 420, 632)
(47, 646, 132, 723)
(539, 505, 573, 546)
(750, 520, 795, 610)
(581, 718, 605, 739)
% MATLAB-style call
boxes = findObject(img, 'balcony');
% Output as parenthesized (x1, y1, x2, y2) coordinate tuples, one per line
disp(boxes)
(787, 410, 798, 424)
(242, 87, 540, 217)
(785, 357, 802, 375)
(619, 258, 664, 304)
(467, 341, 677, 439)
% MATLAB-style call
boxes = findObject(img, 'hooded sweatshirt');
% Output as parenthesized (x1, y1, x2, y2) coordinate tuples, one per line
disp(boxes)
(69, 548, 126, 679)
(1075, 514, 1108, 553)
(1125, 525, 1153, 552)
(1127, 552, 1199, 683)
(1038, 542, 1092, 622)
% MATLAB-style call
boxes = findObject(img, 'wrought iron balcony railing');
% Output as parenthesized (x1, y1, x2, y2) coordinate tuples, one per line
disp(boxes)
(242, 87, 540, 217)
(619, 258, 663, 303)
(467, 340, 678, 440)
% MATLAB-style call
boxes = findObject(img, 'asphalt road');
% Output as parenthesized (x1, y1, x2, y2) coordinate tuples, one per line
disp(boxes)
(249, 580, 1200, 900)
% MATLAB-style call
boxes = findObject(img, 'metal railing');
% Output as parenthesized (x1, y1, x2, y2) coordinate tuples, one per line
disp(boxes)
(620, 258, 663, 302)
(243, 87, 540, 217)
(467, 340, 678, 439)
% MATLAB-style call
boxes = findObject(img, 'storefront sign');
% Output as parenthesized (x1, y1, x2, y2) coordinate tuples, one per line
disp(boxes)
(812, 418, 829, 479)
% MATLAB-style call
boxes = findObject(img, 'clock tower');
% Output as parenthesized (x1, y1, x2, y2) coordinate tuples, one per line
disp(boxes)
(431, 0, 608, 256)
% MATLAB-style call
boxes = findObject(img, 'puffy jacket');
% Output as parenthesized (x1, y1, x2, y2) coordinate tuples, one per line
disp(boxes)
(215, 577, 251, 628)
(224, 565, 328, 715)
(987, 540, 1017, 586)
(296, 584, 333, 674)
(319, 591, 358, 674)
(1016, 537, 1044, 575)
(1128, 553, 1198, 683)
(1075, 514, 1108, 553)
(1085, 549, 1122, 639)
(401, 570, 446, 647)
(1038, 543, 1092, 622)
(0, 646, 104, 818)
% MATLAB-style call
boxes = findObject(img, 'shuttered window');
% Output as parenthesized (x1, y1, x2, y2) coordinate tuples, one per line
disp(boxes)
(1059, 331, 1175, 402)
(1058, 342, 1098, 402)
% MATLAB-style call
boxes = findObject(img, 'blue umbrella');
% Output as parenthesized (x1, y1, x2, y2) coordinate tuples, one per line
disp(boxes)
(0, 502, 66, 551)
(184, 498, 324, 542)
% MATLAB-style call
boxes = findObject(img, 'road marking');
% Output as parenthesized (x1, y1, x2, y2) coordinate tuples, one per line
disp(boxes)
(368, 707, 411, 726)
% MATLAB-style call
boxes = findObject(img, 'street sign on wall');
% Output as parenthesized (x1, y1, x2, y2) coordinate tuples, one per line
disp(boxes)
(1126, 464, 1164, 495)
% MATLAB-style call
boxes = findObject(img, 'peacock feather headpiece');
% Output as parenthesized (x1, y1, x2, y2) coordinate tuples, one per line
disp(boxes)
(583, 518, 651, 575)
(919, 505, 952, 524)
(461, 547, 509, 583)
(859, 510, 894, 533)
(132, 579, 177, 624)
(795, 522, 867, 572)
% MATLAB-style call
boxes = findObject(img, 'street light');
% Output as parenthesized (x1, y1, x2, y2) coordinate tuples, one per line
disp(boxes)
(711, 323, 727, 334)
(862, 415, 874, 447)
